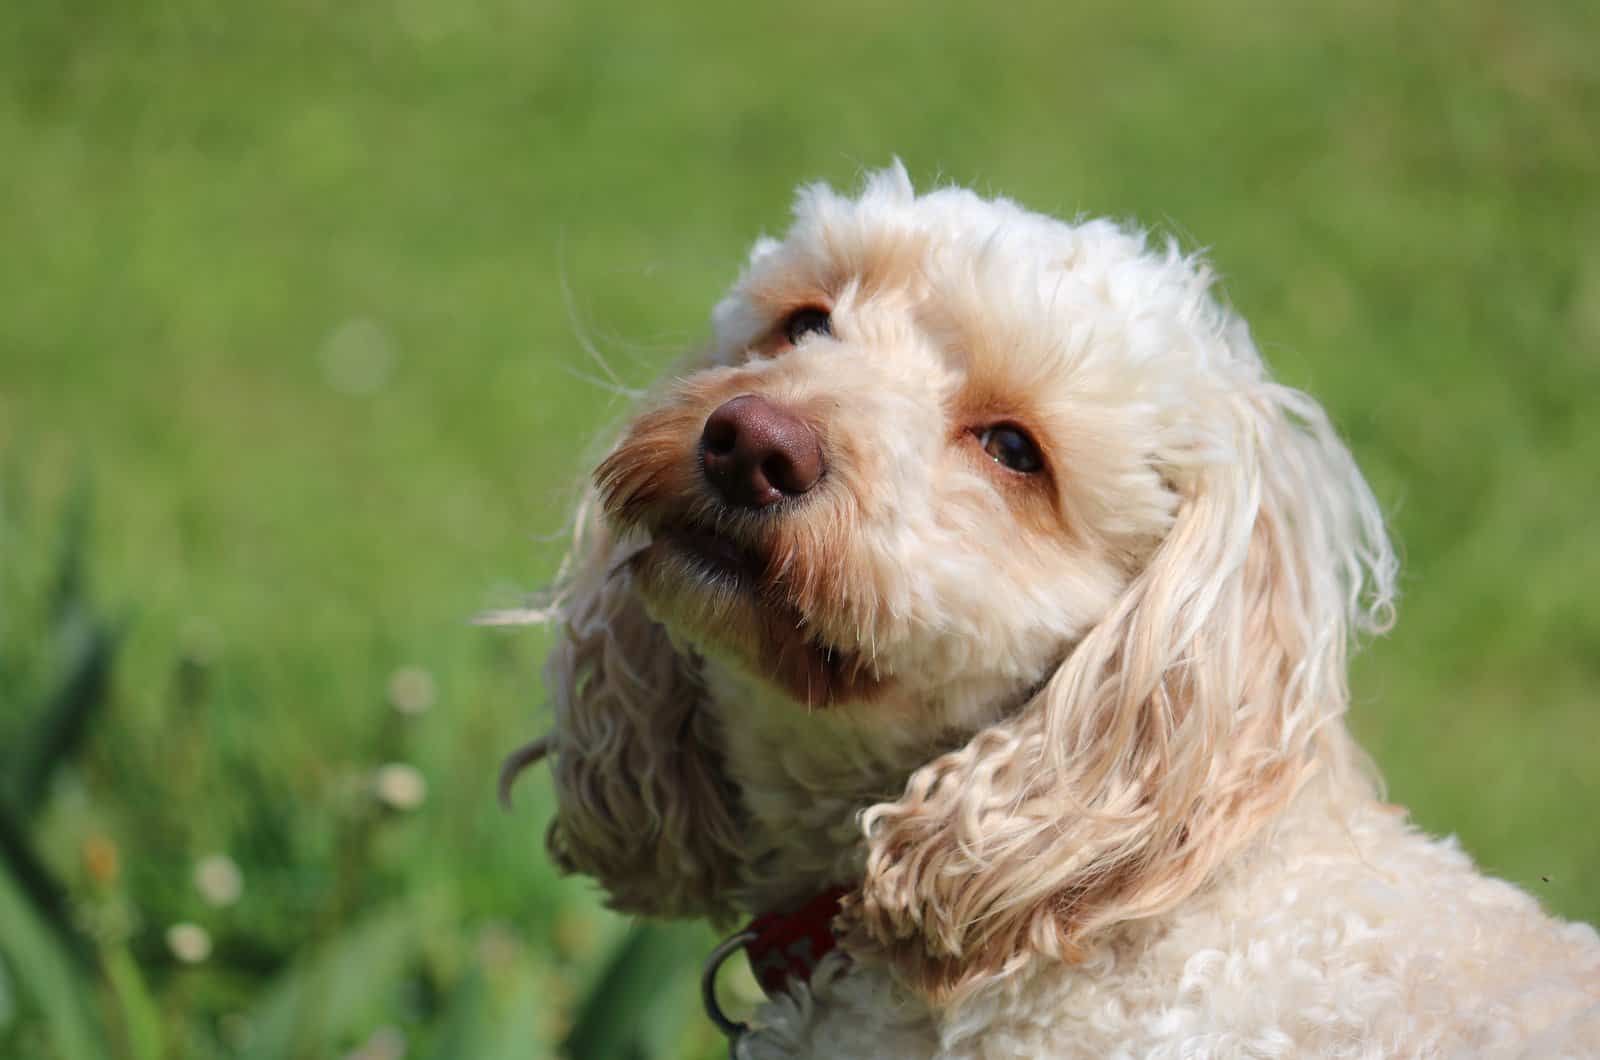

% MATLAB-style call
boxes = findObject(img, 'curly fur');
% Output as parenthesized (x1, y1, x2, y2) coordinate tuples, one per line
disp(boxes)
(504, 164, 1600, 1057)
(520, 494, 746, 921)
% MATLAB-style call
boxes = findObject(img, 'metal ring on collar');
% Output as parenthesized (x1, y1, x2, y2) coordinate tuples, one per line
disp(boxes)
(702, 928, 759, 1045)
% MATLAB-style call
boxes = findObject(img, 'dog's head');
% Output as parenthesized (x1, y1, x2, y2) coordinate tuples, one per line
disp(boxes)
(526, 165, 1396, 995)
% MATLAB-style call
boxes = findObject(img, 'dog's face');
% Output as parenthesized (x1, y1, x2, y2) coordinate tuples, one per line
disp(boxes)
(534, 166, 1395, 991)
(596, 169, 1197, 726)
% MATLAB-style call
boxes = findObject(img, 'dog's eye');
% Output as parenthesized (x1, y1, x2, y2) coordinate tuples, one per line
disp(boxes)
(781, 307, 832, 345)
(977, 425, 1043, 474)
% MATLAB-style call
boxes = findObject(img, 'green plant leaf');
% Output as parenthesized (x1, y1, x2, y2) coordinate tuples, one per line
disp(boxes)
(0, 859, 108, 1060)
(101, 944, 161, 1060)
(562, 922, 708, 1060)
(241, 902, 423, 1060)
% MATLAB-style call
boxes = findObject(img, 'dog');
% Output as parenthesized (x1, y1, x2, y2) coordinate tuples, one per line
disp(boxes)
(500, 165, 1600, 1057)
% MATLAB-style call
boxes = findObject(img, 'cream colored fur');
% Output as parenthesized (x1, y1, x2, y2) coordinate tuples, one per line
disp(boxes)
(504, 165, 1600, 1057)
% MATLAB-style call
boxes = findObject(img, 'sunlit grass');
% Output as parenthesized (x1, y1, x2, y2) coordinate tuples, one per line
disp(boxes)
(1, 0, 1596, 1055)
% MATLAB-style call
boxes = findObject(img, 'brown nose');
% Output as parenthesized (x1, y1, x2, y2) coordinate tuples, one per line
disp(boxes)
(701, 394, 823, 508)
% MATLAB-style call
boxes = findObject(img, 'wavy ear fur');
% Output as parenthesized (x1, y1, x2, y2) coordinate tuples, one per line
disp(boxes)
(846, 324, 1397, 998)
(533, 494, 745, 921)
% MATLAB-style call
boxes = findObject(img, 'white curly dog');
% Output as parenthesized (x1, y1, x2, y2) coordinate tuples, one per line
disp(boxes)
(502, 165, 1600, 1058)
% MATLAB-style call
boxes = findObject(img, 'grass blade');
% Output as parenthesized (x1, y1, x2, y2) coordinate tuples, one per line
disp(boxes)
(0, 858, 108, 1060)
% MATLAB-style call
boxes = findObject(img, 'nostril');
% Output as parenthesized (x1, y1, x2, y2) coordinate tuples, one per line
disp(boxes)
(762, 454, 798, 494)
(762, 449, 816, 496)
(702, 414, 738, 455)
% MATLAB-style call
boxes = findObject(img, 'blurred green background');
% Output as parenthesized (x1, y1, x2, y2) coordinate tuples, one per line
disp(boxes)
(2, 0, 1597, 1056)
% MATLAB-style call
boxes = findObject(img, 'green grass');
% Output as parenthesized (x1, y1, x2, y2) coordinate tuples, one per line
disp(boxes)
(2, 0, 1597, 1055)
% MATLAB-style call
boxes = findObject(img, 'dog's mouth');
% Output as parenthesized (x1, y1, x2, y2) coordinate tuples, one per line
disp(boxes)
(636, 519, 884, 708)
(655, 521, 769, 589)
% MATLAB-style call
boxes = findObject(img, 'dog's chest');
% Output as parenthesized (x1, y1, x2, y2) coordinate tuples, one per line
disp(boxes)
(738, 794, 1600, 1058)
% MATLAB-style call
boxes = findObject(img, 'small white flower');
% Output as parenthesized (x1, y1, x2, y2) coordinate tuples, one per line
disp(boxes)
(374, 763, 427, 811)
(194, 854, 243, 907)
(166, 922, 212, 964)
(386, 666, 436, 715)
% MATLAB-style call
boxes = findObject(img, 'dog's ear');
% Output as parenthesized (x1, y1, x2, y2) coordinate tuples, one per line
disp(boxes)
(844, 324, 1396, 998)
(533, 494, 745, 921)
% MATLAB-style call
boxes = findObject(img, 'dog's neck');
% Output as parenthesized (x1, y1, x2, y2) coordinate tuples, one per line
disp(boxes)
(696, 653, 1391, 1025)
(701, 652, 1378, 924)
(700, 658, 1025, 915)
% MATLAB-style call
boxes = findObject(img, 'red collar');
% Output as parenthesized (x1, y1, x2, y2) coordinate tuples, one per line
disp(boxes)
(742, 886, 850, 995)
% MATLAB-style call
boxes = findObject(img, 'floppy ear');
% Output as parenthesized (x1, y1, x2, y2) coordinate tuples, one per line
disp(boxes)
(844, 327, 1397, 997)
(512, 492, 745, 921)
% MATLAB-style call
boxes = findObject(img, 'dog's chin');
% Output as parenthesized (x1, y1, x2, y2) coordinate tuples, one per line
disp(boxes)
(629, 527, 885, 709)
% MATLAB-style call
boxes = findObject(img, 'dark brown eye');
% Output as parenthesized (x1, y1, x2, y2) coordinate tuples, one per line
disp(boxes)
(977, 425, 1043, 474)
(781, 307, 832, 345)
